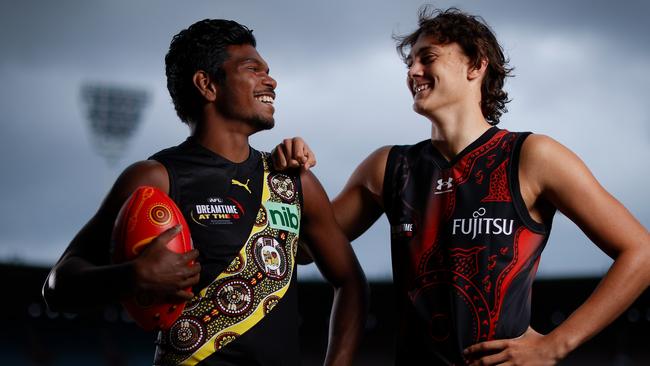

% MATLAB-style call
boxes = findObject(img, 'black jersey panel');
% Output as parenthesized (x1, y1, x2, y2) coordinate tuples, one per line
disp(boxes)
(150, 138, 264, 291)
(383, 128, 552, 365)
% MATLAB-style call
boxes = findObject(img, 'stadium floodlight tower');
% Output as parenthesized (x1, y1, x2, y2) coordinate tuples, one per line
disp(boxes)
(81, 84, 149, 167)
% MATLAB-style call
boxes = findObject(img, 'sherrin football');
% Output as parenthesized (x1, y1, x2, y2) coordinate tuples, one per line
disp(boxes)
(111, 186, 193, 331)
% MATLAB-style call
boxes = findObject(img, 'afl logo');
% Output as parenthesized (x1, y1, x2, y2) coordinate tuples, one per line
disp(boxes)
(149, 204, 172, 226)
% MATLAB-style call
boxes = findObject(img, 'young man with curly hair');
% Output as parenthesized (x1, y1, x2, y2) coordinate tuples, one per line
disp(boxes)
(275, 7, 649, 365)
(43, 19, 367, 366)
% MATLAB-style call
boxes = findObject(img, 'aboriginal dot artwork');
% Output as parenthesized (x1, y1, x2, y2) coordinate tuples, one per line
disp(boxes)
(252, 236, 287, 280)
(168, 317, 207, 353)
(223, 253, 244, 275)
(254, 206, 268, 227)
(262, 295, 280, 315)
(268, 173, 295, 202)
(159, 155, 301, 365)
(214, 332, 239, 351)
(214, 279, 253, 316)
(149, 204, 172, 226)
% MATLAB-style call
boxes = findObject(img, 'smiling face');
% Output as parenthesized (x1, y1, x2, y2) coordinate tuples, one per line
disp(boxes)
(406, 35, 476, 118)
(216, 44, 277, 131)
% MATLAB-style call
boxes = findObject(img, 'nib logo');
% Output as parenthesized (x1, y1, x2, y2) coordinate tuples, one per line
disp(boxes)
(265, 202, 300, 234)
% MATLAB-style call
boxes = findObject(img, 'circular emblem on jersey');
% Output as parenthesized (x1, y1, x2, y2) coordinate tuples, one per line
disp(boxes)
(224, 253, 244, 274)
(214, 279, 253, 316)
(255, 206, 268, 227)
(268, 174, 295, 202)
(214, 331, 239, 351)
(149, 204, 172, 226)
(252, 236, 287, 280)
(262, 295, 280, 315)
(168, 316, 206, 353)
(412, 269, 490, 343)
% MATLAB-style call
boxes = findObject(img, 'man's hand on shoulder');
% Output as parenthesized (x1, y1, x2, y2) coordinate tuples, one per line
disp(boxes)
(272, 137, 316, 171)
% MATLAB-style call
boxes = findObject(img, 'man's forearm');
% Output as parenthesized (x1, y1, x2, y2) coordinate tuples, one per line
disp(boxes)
(323, 276, 369, 366)
(545, 249, 650, 358)
(43, 257, 135, 312)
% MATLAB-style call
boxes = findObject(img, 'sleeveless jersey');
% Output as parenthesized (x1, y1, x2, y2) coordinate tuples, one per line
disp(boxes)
(149, 137, 302, 366)
(383, 127, 553, 365)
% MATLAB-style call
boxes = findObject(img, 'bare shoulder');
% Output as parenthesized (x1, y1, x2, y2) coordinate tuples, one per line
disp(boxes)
(520, 134, 588, 177)
(95, 160, 170, 219)
(520, 134, 570, 163)
(519, 133, 599, 202)
(361, 145, 393, 171)
(346, 145, 393, 197)
(116, 159, 169, 194)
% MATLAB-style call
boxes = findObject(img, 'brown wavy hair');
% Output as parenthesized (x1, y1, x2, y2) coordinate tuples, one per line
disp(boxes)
(395, 6, 513, 125)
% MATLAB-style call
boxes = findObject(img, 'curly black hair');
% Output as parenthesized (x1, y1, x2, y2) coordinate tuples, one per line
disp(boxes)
(395, 7, 513, 125)
(165, 19, 256, 125)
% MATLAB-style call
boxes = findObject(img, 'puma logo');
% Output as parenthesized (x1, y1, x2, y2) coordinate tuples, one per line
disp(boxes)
(231, 178, 252, 194)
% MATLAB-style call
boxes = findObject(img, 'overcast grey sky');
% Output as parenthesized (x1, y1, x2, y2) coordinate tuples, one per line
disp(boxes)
(1, 0, 648, 280)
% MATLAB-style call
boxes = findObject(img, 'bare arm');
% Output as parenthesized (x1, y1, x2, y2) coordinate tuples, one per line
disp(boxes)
(466, 135, 650, 365)
(273, 139, 390, 262)
(42, 160, 201, 312)
(300, 169, 369, 366)
(331, 146, 391, 241)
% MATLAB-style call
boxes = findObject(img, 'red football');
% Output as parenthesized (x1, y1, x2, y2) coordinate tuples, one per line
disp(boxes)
(111, 185, 193, 331)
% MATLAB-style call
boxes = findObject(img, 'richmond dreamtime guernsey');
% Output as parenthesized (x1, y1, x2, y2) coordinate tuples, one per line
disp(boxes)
(150, 137, 302, 366)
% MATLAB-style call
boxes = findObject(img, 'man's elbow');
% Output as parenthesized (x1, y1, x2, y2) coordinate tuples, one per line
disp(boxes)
(42, 267, 80, 313)
(336, 266, 369, 300)
(42, 271, 64, 312)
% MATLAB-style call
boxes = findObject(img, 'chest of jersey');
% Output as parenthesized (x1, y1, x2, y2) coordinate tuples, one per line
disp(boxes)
(384, 128, 551, 363)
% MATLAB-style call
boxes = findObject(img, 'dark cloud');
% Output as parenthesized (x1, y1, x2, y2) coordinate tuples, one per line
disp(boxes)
(0, 0, 647, 278)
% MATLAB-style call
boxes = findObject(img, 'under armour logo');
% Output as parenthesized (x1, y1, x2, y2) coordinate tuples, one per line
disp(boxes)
(231, 179, 252, 194)
(434, 177, 454, 194)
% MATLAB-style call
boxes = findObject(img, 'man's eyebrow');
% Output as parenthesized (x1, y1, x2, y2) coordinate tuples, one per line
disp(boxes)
(240, 57, 260, 64)
(416, 45, 438, 56)
(407, 45, 439, 63)
(241, 58, 269, 72)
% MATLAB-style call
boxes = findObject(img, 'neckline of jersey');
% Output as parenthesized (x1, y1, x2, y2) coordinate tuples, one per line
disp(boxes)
(183, 136, 261, 171)
(427, 126, 501, 168)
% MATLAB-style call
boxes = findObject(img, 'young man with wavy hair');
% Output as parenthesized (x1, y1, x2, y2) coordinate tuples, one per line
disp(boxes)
(275, 7, 649, 365)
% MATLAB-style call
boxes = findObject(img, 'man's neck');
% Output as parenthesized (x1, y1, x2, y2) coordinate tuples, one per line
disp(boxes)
(427, 104, 492, 162)
(191, 117, 253, 163)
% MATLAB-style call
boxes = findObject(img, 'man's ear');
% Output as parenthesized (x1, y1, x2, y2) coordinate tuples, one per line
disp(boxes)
(192, 70, 218, 102)
(468, 58, 488, 81)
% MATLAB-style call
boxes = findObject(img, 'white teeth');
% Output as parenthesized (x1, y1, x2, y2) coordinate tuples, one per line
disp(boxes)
(413, 83, 430, 94)
(255, 95, 274, 104)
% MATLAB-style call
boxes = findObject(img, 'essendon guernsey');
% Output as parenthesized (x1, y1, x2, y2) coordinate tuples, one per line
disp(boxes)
(383, 127, 553, 365)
